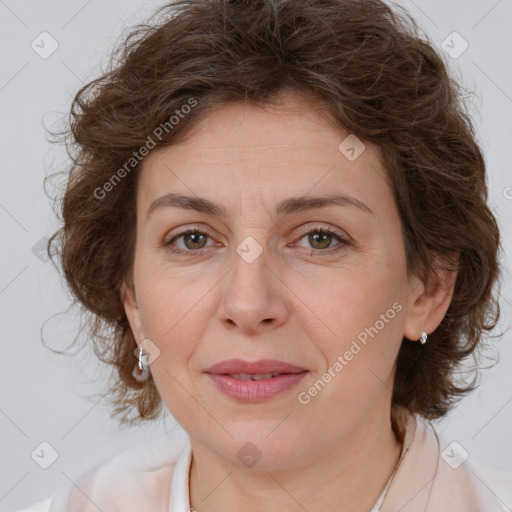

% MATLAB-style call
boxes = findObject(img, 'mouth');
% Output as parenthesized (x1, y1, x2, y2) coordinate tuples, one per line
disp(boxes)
(204, 359, 308, 402)
(205, 368, 309, 403)
(221, 372, 304, 381)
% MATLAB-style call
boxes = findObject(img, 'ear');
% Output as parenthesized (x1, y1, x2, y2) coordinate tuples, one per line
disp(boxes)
(120, 279, 144, 345)
(403, 252, 460, 342)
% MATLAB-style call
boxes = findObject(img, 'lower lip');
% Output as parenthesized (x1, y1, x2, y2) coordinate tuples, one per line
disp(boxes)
(207, 372, 308, 403)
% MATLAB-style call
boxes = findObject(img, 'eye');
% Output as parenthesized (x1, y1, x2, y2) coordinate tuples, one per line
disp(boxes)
(163, 228, 215, 256)
(294, 226, 349, 256)
(162, 225, 349, 257)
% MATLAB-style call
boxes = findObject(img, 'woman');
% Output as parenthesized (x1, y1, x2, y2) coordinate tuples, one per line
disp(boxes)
(16, 0, 512, 510)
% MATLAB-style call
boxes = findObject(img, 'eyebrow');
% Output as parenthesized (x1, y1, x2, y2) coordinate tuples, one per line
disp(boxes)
(145, 192, 374, 221)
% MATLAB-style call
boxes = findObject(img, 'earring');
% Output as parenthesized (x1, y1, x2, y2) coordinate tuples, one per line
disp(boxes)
(419, 331, 428, 344)
(132, 346, 150, 382)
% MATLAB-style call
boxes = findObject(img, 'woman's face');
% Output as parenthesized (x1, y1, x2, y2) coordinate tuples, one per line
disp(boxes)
(122, 90, 434, 468)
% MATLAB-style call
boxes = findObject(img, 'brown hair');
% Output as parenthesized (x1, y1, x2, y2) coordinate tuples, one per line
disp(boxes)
(47, 0, 503, 425)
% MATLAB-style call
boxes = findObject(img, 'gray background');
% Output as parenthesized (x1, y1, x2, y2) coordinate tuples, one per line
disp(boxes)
(1, 0, 511, 510)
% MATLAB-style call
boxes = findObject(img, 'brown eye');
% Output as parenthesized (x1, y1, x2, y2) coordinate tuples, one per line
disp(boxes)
(164, 228, 214, 255)
(294, 226, 349, 256)
(308, 231, 333, 250)
(182, 232, 208, 250)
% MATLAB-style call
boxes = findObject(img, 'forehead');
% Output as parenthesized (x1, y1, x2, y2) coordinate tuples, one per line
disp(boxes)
(137, 91, 390, 215)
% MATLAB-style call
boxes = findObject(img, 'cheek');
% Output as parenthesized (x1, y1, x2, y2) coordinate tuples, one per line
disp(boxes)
(134, 275, 204, 416)
(308, 262, 404, 381)
(135, 267, 217, 370)
(304, 301, 402, 421)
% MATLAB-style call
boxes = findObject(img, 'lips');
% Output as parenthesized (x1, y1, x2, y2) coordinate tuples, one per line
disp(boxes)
(205, 358, 307, 376)
(207, 370, 308, 403)
(205, 359, 308, 402)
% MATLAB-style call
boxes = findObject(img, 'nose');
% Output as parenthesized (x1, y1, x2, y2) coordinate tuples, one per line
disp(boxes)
(217, 242, 289, 335)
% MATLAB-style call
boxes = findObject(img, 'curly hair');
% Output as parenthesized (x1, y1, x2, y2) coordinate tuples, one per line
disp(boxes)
(47, 0, 503, 425)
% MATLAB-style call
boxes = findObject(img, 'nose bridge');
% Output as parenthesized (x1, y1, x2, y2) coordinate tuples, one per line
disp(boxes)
(228, 191, 275, 284)
(229, 234, 272, 306)
(218, 232, 288, 332)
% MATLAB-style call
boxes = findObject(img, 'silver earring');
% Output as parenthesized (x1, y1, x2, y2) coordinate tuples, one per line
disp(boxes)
(132, 346, 150, 381)
(419, 331, 428, 344)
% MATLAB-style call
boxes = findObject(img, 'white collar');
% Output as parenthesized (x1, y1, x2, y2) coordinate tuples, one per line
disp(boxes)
(168, 436, 193, 512)
(370, 406, 417, 510)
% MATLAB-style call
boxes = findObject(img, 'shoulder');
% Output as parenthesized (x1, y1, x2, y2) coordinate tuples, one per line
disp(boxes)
(385, 409, 512, 511)
(418, 415, 512, 511)
(12, 431, 189, 512)
(469, 458, 512, 511)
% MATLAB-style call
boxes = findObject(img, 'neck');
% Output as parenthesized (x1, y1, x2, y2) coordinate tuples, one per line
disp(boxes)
(188, 402, 403, 512)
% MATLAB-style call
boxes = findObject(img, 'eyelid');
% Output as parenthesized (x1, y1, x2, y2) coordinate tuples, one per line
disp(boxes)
(165, 224, 218, 242)
(290, 223, 350, 255)
(164, 226, 217, 247)
(294, 222, 349, 241)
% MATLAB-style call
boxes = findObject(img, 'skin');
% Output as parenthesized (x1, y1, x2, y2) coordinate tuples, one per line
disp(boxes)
(121, 88, 457, 512)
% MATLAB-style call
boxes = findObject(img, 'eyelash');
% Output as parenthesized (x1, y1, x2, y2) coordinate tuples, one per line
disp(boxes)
(163, 225, 349, 257)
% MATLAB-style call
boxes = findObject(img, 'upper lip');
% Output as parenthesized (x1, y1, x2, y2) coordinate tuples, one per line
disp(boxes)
(205, 359, 307, 375)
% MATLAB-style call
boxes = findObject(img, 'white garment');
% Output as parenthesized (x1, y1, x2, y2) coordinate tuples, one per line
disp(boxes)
(9, 438, 407, 512)
(10, 408, 512, 512)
